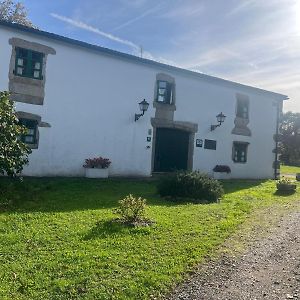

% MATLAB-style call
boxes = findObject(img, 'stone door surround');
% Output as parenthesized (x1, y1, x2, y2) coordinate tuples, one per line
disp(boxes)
(151, 118, 198, 172)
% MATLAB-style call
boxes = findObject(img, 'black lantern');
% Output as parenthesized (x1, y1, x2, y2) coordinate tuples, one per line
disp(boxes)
(135, 99, 149, 121)
(211, 112, 226, 131)
(216, 112, 226, 124)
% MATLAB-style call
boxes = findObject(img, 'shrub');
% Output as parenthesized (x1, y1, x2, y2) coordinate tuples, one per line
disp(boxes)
(277, 176, 294, 185)
(0, 91, 31, 177)
(83, 157, 111, 169)
(114, 194, 147, 223)
(157, 171, 224, 203)
(213, 165, 231, 173)
(277, 176, 293, 184)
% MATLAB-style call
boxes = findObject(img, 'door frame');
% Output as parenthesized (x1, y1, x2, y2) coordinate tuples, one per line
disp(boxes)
(151, 118, 198, 173)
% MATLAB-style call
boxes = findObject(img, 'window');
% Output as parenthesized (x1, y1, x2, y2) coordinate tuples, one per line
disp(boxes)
(19, 118, 38, 144)
(236, 99, 249, 119)
(204, 139, 217, 150)
(15, 47, 43, 80)
(157, 80, 172, 104)
(233, 142, 249, 163)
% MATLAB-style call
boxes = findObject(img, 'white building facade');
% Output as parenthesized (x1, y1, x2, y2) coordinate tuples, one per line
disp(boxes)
(0, 21, 288, 178)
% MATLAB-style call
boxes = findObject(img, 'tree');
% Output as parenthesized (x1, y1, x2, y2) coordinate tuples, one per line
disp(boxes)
(0, 91, 31, 177)
(279, 111, 300, 165)
(0, 0, 34, 27)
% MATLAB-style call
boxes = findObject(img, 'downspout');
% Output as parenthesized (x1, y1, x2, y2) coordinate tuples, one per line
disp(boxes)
(274, 101, 281, 180)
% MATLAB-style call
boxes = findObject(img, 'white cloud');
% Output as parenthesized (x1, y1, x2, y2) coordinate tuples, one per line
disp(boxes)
(226, 0, 259, 17)
(50, 13, 178, 66)
(159, 3, 204, 19)
(113, 2, 164, 31)
(50, 13, 140, 51)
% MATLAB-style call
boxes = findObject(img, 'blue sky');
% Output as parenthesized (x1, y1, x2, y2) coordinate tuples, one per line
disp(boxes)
(22, 0, 300, 111)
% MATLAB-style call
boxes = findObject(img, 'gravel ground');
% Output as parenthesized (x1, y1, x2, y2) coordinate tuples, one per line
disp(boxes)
(167, 209, 300, 300)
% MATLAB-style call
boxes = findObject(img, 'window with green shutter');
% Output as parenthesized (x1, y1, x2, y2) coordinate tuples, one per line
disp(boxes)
(233, 142, 249, 163)
(157, 80, 172, 104)
(19, 118, 38, 144)
(15, 47, 43, 80)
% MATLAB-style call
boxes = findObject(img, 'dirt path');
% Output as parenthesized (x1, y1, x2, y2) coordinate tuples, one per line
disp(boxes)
(167, 205, 300, 300)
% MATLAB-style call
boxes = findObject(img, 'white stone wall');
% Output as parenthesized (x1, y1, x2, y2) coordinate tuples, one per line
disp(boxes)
(0, 26, 284, 178)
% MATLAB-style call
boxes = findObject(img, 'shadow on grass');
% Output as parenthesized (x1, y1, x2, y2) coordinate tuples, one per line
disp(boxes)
(0, 177, 269, 214)
(0, 177, 162, 213)
(222, 180, 267, 194)
(273, 190, 296, 196)
(83, 219, 152, 240)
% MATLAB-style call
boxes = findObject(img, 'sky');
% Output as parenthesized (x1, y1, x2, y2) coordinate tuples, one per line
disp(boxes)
(22, 0, 300, 111)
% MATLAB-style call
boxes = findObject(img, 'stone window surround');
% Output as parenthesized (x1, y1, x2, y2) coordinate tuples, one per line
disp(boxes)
(151, 73, 198, 172)
(154, 73, 176, 105)
(153, 73, 176, 120)
(232, 141, 250, 163)
(151, 118, 198, 172)
(236, 94, 249, 119)
(8, 38, 56, 105)
(231, 93, 252, 137)
(17, 111, 51, 149)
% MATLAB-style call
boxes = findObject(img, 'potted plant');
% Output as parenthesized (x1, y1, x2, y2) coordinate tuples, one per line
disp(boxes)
(276, 177, 296, 192)
(213, 165, 231, 180)
(83, 156, 111, 178)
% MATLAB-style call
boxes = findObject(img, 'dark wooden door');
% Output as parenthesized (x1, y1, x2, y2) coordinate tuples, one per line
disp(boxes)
(154, 128, 189, 172)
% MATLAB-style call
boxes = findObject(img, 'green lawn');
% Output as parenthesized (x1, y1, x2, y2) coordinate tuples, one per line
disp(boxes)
(281, 164, 300, 174)
(0, 178, 299, 300)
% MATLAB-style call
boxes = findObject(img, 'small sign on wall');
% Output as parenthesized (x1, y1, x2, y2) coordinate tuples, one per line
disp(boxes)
(204, 139, 217, 150)
(196, 139, 203, 147)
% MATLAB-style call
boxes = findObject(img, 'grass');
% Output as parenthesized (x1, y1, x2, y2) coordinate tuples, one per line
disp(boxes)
(0, 178, 299, 300)
(281, 164, 300, 174)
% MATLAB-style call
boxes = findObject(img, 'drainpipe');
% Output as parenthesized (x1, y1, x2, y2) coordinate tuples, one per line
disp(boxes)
(274, 101, 281, 180)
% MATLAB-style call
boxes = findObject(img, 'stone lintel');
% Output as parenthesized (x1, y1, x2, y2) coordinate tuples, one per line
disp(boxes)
(151, 118, 198, 133)
(9, 37, 56, 55)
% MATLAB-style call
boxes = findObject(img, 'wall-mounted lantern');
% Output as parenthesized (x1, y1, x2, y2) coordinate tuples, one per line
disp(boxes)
(211, 112, 226, 131)
(135, 99, 149, 121)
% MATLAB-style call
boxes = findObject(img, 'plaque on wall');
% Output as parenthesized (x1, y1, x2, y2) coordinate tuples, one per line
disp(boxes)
(196, 139, 203, 147)
(204, 139, 217, 150)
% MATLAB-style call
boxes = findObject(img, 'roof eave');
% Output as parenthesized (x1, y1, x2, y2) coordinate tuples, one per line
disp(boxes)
(0, 20, 289, 101)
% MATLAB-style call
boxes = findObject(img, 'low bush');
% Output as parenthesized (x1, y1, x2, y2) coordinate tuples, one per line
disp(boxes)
(277, 176, 294, 185)
(114, 194, 148, 224)
(157, 171, 224, 203)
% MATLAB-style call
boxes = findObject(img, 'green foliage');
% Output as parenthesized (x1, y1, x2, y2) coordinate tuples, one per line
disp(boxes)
(114, 194, 147, 223)
(0, 0, 35, 27)
(83, 156, 111, 169)
(279, 111, 300, 165)
(0, 91, 31, 177)
(157, 171, 224, 203)
(277, 176, 294, 185)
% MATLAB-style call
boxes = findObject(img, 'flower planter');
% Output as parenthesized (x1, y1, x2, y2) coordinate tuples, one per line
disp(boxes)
(85, 168, 109, 178)
(276, 183, 296, 192)
(213, 172, 231, 180)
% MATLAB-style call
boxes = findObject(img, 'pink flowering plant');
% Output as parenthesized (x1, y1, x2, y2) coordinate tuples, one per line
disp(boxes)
(213, 165, 231, 174)
(83, 157, 111, 169)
